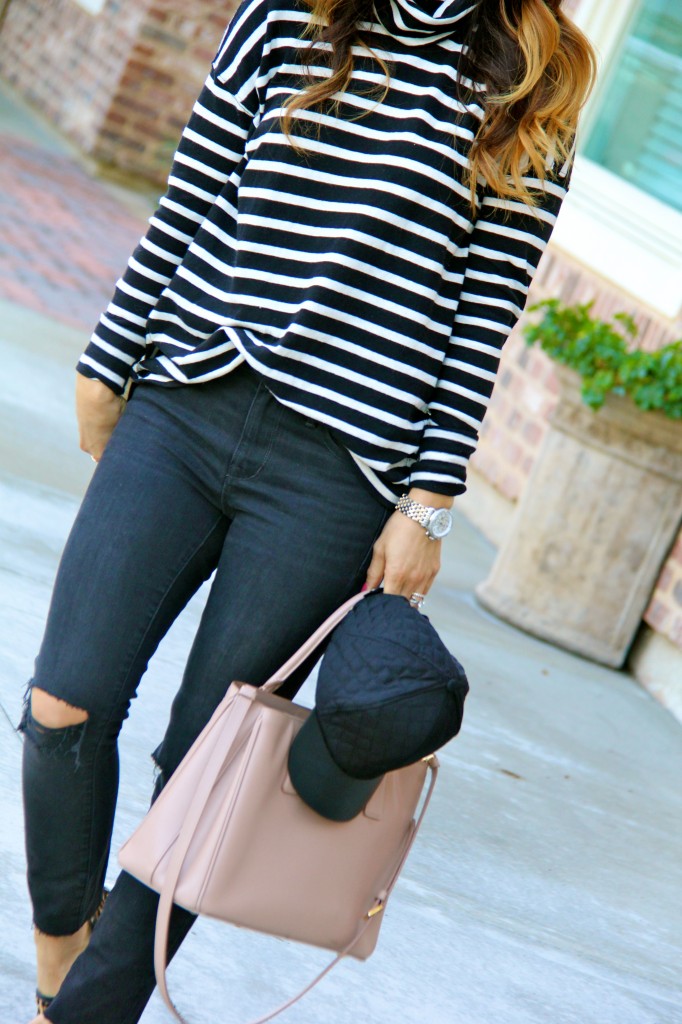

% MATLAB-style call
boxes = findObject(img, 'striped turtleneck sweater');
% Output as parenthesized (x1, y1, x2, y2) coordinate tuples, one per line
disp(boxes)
(78, 0, 570, 507)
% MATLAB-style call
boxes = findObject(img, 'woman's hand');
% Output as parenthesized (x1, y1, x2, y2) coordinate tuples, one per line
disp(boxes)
(364, 490, 453, 602)
(75, 373, 126, 462)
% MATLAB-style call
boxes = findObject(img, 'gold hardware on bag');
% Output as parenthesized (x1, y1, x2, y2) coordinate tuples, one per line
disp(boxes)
(422, 754, 436, 764)
(366, 902, 384, 919)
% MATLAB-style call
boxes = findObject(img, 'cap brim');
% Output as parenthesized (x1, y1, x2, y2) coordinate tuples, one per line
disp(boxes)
(288, 712, 383, 822)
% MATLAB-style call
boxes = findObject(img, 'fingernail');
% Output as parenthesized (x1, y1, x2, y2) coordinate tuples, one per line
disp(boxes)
(361, 583, 368, 592)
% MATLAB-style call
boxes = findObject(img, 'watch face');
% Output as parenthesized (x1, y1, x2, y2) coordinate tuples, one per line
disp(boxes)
(429, 508, 452, 539)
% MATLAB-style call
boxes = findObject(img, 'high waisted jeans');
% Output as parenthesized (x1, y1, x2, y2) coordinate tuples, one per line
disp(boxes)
(19, 361, 392, 1024)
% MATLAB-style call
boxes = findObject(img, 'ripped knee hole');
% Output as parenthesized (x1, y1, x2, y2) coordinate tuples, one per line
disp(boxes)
(29, 688, 89, 730)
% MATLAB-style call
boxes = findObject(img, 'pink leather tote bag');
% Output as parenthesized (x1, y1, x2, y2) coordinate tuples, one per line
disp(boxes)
(119, 590, 438, 1024)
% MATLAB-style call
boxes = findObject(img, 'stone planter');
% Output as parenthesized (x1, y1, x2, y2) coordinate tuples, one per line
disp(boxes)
(475, 365, 682, 667)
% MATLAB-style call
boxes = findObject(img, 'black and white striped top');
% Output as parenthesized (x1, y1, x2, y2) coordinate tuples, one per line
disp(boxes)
(78, 0, 569, 506)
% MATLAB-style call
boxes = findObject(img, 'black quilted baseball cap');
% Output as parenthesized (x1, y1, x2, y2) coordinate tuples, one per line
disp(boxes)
(288, 590, 469, 821)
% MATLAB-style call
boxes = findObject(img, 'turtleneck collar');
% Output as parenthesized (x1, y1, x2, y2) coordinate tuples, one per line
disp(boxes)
(372, 0, 478, 46)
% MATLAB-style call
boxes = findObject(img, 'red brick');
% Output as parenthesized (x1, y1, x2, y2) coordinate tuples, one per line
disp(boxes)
(195, 47, 219, 63)
(644, 599, 671, 633)
(105, 110, 127, 126)
(126, 59, 175, 86)
(499, 472, 522, 501)
(522, 421, 543, 447)
(530, 359, 546, 380)
(545, 371, 560, 395)
(131, 119, 162, 135)
(133, 44, 156, 58)
(504, 438, 523, 464)
(655, 566, 674, 594)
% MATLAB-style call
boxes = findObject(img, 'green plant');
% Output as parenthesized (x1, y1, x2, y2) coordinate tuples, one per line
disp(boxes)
(524, 299, 682, 419)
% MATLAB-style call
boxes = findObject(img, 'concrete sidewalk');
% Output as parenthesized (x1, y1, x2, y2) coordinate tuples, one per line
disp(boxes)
(1, 79, 681, 1024)
(1, 294, 681, 1024)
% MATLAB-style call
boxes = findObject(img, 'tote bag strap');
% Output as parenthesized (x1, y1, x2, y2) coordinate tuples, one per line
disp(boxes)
(260, 590, 368, 694)
(154, 755, 439, 1024)
(154, 686, 255, 1020)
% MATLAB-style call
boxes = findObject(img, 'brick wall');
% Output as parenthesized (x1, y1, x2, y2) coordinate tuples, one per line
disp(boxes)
(0, 0, 234, 182)
(0, 0, 147, 154)
(93, 0, 235, 182)
(471, 245, 682, 653)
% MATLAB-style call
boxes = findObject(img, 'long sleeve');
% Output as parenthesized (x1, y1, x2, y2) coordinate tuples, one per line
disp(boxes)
(409, 164, 571, 496)
(77, 0, 268, 393)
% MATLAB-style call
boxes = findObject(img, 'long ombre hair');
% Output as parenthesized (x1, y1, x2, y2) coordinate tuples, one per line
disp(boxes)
(279, 0, 596, 209)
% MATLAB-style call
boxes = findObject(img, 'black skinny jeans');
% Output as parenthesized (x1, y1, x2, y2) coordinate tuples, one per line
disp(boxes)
(19, 361, 392, 1024)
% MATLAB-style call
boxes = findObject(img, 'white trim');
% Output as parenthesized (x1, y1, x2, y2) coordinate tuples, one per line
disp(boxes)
(73, 0, 105, 13)
(554, 0, 682, 317)
(552, 157, 682, 318)
(571, 0, 639, 69)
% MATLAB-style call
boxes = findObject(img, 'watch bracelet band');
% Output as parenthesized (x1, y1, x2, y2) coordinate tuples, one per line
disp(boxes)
(395, 494, 432, 529)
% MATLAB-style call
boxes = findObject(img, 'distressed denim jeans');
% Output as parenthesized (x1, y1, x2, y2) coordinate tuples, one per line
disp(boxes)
(19, 360, 392, 1024)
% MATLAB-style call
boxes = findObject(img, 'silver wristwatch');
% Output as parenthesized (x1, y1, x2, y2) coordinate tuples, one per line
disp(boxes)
(395, 494, 453, 541)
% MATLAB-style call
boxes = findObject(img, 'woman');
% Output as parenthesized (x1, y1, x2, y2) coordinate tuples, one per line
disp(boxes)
(22, 0, 594, 1020)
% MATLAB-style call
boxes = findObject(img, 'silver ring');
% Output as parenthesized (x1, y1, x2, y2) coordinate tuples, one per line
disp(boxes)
(409, 592, 426, 609)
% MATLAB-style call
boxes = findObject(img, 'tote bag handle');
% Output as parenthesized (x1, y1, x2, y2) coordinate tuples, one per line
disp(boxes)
(260, 589, 367, 695)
